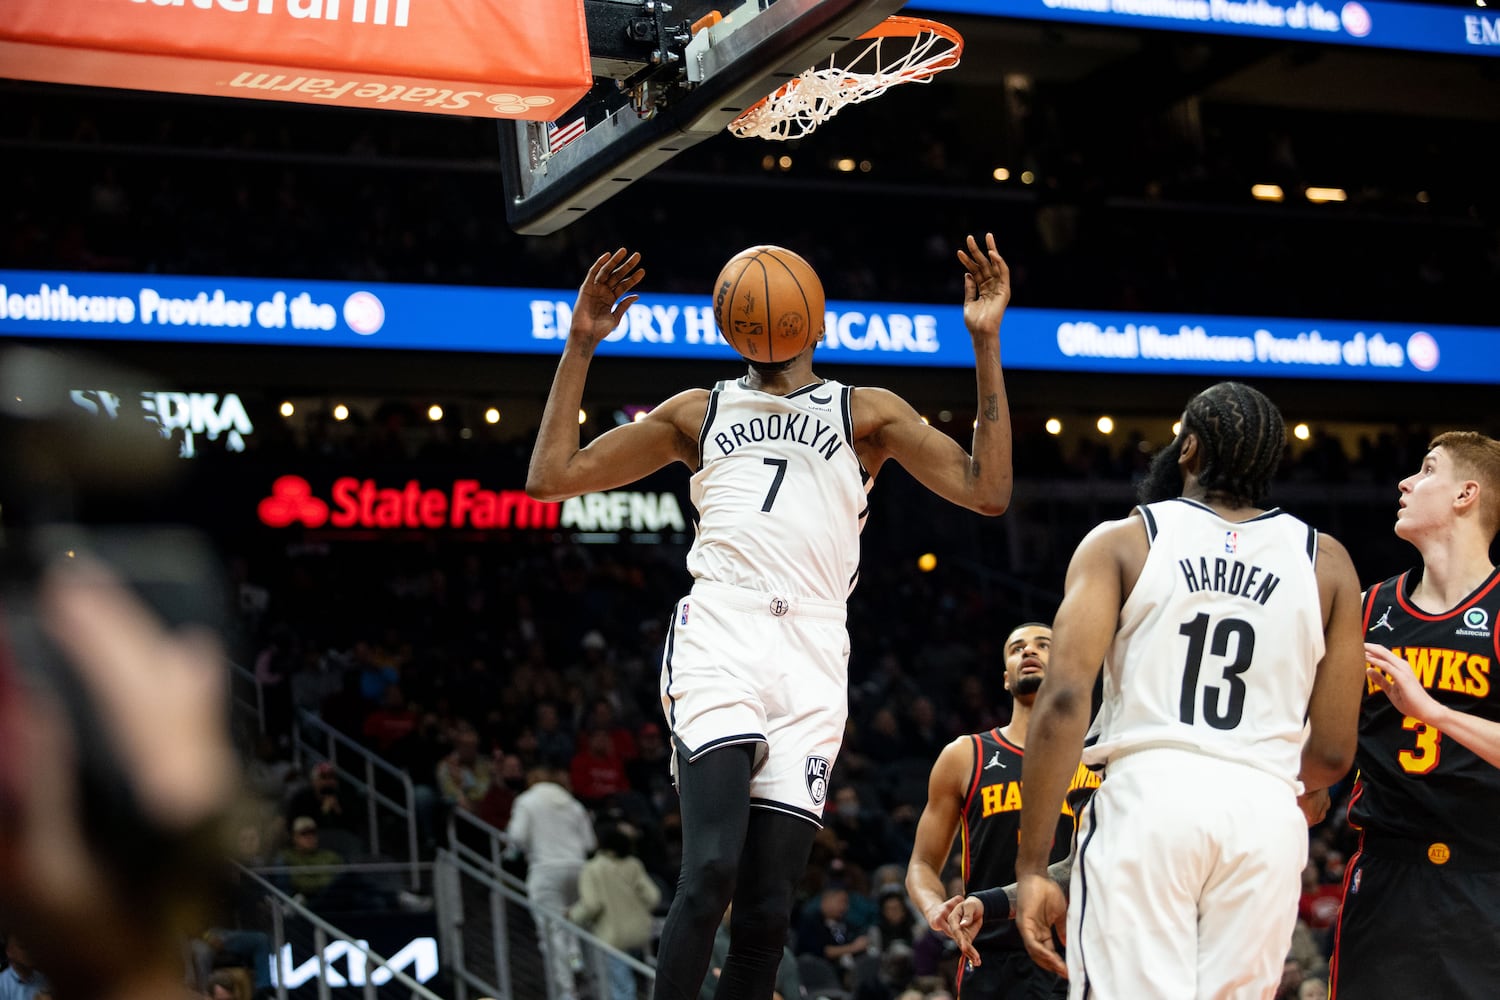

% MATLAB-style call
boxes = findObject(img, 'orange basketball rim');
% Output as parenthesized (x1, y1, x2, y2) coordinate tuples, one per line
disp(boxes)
(728, 15, 964, 142)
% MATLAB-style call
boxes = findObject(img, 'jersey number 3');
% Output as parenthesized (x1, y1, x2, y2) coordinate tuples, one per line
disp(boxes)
(1398, 716, 1441, 775)
(1178, 613, 1255, 730)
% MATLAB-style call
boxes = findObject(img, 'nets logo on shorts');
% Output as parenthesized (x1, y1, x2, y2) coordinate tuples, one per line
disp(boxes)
(805, 756, 831, 806)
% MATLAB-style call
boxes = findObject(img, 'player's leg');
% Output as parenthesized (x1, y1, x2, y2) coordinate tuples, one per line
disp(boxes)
(1330, 852, 1500, 999)
(1067, 752, 1209, 1000)
(1193, 766, 1305, 1000)
(712, 807, 819, 1000)
(652, 743, 756, 1000)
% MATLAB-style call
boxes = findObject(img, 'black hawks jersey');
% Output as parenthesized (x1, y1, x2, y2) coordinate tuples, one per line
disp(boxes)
(958, 729, 1100, 979)
(1349, 568, 1500, 866)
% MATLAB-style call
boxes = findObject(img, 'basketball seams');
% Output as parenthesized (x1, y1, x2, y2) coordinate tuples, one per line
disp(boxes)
(713, 245, 822, 364)
(761, 249, 814, 364)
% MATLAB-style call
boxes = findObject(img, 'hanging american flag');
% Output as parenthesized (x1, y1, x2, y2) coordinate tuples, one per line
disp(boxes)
(547, 117, 586, 154)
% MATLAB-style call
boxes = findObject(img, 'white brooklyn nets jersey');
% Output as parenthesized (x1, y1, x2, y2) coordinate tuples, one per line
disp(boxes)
(1084, 497, 1325, 785)
(687, 378, 871, 602)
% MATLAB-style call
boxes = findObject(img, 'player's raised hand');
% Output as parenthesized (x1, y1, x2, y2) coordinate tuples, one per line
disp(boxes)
(571, 248, 644, 350)
(1365, 642, 1442, 723)
(942, 896, 986, 968)
(1016, 871, 1069, 978)
(957, 232, 1011, 340)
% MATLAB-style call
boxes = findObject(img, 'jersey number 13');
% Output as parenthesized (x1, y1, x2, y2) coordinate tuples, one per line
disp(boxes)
(1178, 613, 1255, 731)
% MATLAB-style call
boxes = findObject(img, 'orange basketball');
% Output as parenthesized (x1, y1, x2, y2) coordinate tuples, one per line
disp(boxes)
(712, 246, 825, 364)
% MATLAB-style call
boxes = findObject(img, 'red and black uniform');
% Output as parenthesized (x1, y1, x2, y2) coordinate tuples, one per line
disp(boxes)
(1331, 567, 1500, 1000)
(957, 728, 1097, 1000)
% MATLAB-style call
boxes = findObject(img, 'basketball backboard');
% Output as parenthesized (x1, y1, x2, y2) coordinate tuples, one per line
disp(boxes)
(499, 0, 906, 236)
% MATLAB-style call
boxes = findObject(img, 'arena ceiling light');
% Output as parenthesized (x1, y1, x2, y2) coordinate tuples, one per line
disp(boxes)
(1294, 423, 1312, 440)
(1045, 418, 1062, 435)
(1306, 187, 1348, 203)
(333, 404, 349, 421)
(279, 401, 294, 417)
(485, 407, 501, 425)
(1097, 415, 1115, 434)
(427, 404, 444, 421)
(993, 167, 1011, 181)
(1251, 184, 1284, 202)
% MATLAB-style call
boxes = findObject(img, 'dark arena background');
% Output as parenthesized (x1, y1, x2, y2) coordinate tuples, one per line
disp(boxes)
(2, 0, 1498, 996)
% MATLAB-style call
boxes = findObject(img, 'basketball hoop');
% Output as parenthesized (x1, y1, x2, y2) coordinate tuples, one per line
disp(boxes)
(728, 16, 962, 142)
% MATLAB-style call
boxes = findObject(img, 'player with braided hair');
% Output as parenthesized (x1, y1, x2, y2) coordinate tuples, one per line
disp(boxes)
(1010, 381, 1367, 998)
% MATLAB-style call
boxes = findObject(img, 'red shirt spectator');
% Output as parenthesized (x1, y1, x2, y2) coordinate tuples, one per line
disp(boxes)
(362, 684, 418, 752)
(570, 729, 628, 805)
(1298, 864, 1343, 931)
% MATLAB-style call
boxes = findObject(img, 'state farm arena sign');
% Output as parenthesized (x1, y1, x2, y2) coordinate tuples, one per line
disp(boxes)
(257, 475, 686, 534)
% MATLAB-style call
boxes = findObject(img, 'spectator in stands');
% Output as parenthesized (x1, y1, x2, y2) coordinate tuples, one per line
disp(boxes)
(534, 701, 576, 770)
(509, 768, 596, 1000)
(827, 786, 906, 878)
(571, 726, 630, 809)
(700, 904, 801, 1000)
(1297, 862, 1342, 943)
(361, 683, 418, 754)
(569, 823, 661, 1000)
(625, 722, 674, 819)
(873, 888, 918, 954)
(285, 762, 360, 839)
(435, 720, 513, 828)
(354, 640, 399, 705)
(580, 698, 638, 761)
(276, 817, 344, 906)
(0, 936, 51, 1000)
(798, 887, 872, 980)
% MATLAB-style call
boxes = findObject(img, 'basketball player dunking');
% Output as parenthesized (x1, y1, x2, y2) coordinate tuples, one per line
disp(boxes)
(1329, 431, 1500, 1000)
(1009, 383, 1367, 999)
(527, 235, 1017, 1000)
(906, 623, 1100, 1000)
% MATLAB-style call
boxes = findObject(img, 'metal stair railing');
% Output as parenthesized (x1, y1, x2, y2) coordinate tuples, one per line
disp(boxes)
(433, 847, 656, 1000)
(292, 708, 422, 889)
(240, 866, 446, 1000)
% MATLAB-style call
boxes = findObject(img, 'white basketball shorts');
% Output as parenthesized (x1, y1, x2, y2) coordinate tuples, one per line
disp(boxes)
(659, 579, 849, 825)
(1067, 747, 1306, 1000)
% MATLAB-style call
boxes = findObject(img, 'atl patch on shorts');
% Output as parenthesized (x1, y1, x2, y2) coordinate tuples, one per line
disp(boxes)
(1330, 841, 1500, 999)
(660, 579, 848, 824)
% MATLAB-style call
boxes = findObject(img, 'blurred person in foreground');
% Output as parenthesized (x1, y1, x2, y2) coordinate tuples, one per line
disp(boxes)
(0, 348, 238, 1000)
(1, 935, 52, 1000)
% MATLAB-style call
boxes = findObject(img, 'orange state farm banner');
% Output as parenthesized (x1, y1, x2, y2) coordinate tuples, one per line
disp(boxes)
(0, 0, 591, 118)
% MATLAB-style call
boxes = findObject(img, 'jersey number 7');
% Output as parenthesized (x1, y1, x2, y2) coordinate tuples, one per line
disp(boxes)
(760, 458, 788, 512)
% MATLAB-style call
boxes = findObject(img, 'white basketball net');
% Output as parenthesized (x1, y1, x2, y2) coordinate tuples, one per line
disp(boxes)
(729, 21, 962, 142)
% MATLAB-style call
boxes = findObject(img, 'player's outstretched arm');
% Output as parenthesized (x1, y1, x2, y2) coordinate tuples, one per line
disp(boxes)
(1367, 642, 1500, 770)
(852, 233, 1013, 516)
(526, 249, 704, 501)
(1300, 534, 1365, 792)
(905, 737, 971, 933)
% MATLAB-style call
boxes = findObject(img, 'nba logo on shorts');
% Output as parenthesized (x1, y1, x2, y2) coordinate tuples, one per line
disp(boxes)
(1224, 531, 1239, 554)
(679, 602, 690, 626)
(1351, 869, 1362, 894)
(805, 756, 831, 806)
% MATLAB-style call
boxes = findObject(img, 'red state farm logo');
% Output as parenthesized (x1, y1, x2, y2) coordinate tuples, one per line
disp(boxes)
(257, 475, 559, 530)
(259, 475, 330, 528)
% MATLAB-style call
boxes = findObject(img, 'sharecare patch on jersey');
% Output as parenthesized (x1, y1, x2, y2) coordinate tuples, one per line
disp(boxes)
(1225, 530, 1239, 554)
